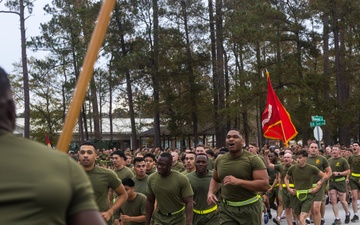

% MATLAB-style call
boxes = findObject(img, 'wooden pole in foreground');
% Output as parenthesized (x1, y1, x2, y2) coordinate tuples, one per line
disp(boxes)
(56, 0, 116, 153)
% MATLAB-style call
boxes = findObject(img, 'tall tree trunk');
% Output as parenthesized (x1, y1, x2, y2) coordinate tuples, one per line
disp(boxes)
(152, 0, 161, 148)
(209, 0, 217, 147)
(113, 3, 138, 149)
(224, 51, 231, 131)
(181, 1, 198, 145)
(322, 13, 331, 146)
(295, 30, 308, 146)
(332, 0, 349, 145)
(215, 0, 226, 147)
(90, 78, 101, 140)
(20, 0, 30, 138)
(76, 0, 101, 140)
(82, 105, 89, 141)
(255, 42, 262, 147)
(108, 61, 114, 143)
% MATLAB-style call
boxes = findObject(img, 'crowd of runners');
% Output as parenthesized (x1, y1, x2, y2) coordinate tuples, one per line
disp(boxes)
(2, 66, 360, 225)
(67, 134, 360, 225)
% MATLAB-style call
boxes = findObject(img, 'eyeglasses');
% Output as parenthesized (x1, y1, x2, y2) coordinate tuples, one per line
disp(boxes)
(79, 150, 94, 155)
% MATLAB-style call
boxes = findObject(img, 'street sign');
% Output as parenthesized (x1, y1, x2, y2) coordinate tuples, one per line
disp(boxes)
(313, 126, 323, 141)
(311, 115, 324, 122)
(310, 120, 326, 127)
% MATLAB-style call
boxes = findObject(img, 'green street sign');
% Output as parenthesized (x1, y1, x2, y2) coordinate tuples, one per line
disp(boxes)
(310, 120, 326, 127)
(311, 115, 324, 122)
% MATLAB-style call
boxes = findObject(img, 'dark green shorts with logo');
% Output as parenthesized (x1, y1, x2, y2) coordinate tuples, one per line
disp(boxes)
(219, 198, 262, 225)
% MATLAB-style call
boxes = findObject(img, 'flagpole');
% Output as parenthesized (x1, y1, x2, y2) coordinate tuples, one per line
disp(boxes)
(56, 0, 116, 153)
(280, 122, 288, 147)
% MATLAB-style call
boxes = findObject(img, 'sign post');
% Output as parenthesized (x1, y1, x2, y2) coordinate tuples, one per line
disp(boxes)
(310, 115, 325, 149)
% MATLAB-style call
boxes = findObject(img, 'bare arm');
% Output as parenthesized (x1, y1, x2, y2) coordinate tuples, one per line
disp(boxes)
(145, 194, 155, 225)
(183, 195, 193, 225)
(323, 166, 332, 180)
(207, 169, 221, 205)
(284, 174, 295, 196)
(223, 169, 269, 192)
(332, 168, 350, 177)
(312, 171, 327, 193)
(269, 173, 279, 192)
(101, 184, 128, 222)
(120, 214, 145, 223)
(67, 210, 107, 225)
(264, 149, 275, 170)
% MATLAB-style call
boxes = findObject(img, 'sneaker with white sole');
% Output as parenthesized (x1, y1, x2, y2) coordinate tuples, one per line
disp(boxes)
(321, 218, 325, 225)
(351, 215, 359, 222)
(273, 217, 280, 225)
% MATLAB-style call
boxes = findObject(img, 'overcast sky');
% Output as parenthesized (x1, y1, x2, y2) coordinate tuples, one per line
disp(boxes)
(0, 0, 51, 73)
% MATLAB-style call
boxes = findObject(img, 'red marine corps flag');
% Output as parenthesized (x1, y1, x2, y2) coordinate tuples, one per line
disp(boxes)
(45, 135, 52, 148)
(262, 71, 298, 146)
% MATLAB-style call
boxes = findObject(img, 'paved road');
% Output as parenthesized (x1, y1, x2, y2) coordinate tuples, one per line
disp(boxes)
(264, 200, 359, 225)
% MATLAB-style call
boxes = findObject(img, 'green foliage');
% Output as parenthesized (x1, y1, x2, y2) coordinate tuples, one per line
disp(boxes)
(9, 0, 360, 146)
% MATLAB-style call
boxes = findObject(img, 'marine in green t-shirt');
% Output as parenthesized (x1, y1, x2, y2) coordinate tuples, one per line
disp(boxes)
(208, 130, 269, 225)
(306, 142, 332, 225)
(348, 142, 360, 222)
(119, 178, 146, 225)
(182, 152, 196, 175)
(187, 154, 219, 225)
(0, 67, 106, 225)
(111, 150, 135, 180)
(146, 152, 193, 225)
(285, 150, 326, 224)
(171, 151, 185, 172)
(133, 157, 149, 195)
(79, 143, 128, 225)
(327, 145, 351, 224)
(144, 153, 157, 175)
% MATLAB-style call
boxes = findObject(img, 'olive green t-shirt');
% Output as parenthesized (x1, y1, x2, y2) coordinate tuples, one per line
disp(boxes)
(87, 166, 122, 212)
(274, 161, 296, 184)
(114, 166, 135, 180)
(287, 163, 320, 190)
(215, 151, 266, 201)
(306, 155, 329, 182)
(0, 133, 98, 225)
(147, 170, 193, 213)
(134, 175, 148, 195)
(187, 170, 214, 210)
(348, 155, 360, 174)
(172, 161, 185, 172)
(120, 193, 146, 225)
(328, 157, 349, 179)
(268, 165, 278, 185)
(146, 167, 157, 175)
(207, 158, 214, 170)
(348, 155, 360, 182)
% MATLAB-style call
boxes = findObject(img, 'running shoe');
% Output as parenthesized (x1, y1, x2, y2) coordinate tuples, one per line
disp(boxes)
(306, 218, 311, 224)
(332, 219, 341, 225)
(321, 218, 325, 225)
(264, 212, 269, 224)
(350, 215, 359, 222)
(345, 212, 350, 224)
(273, 217, 280, 225)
